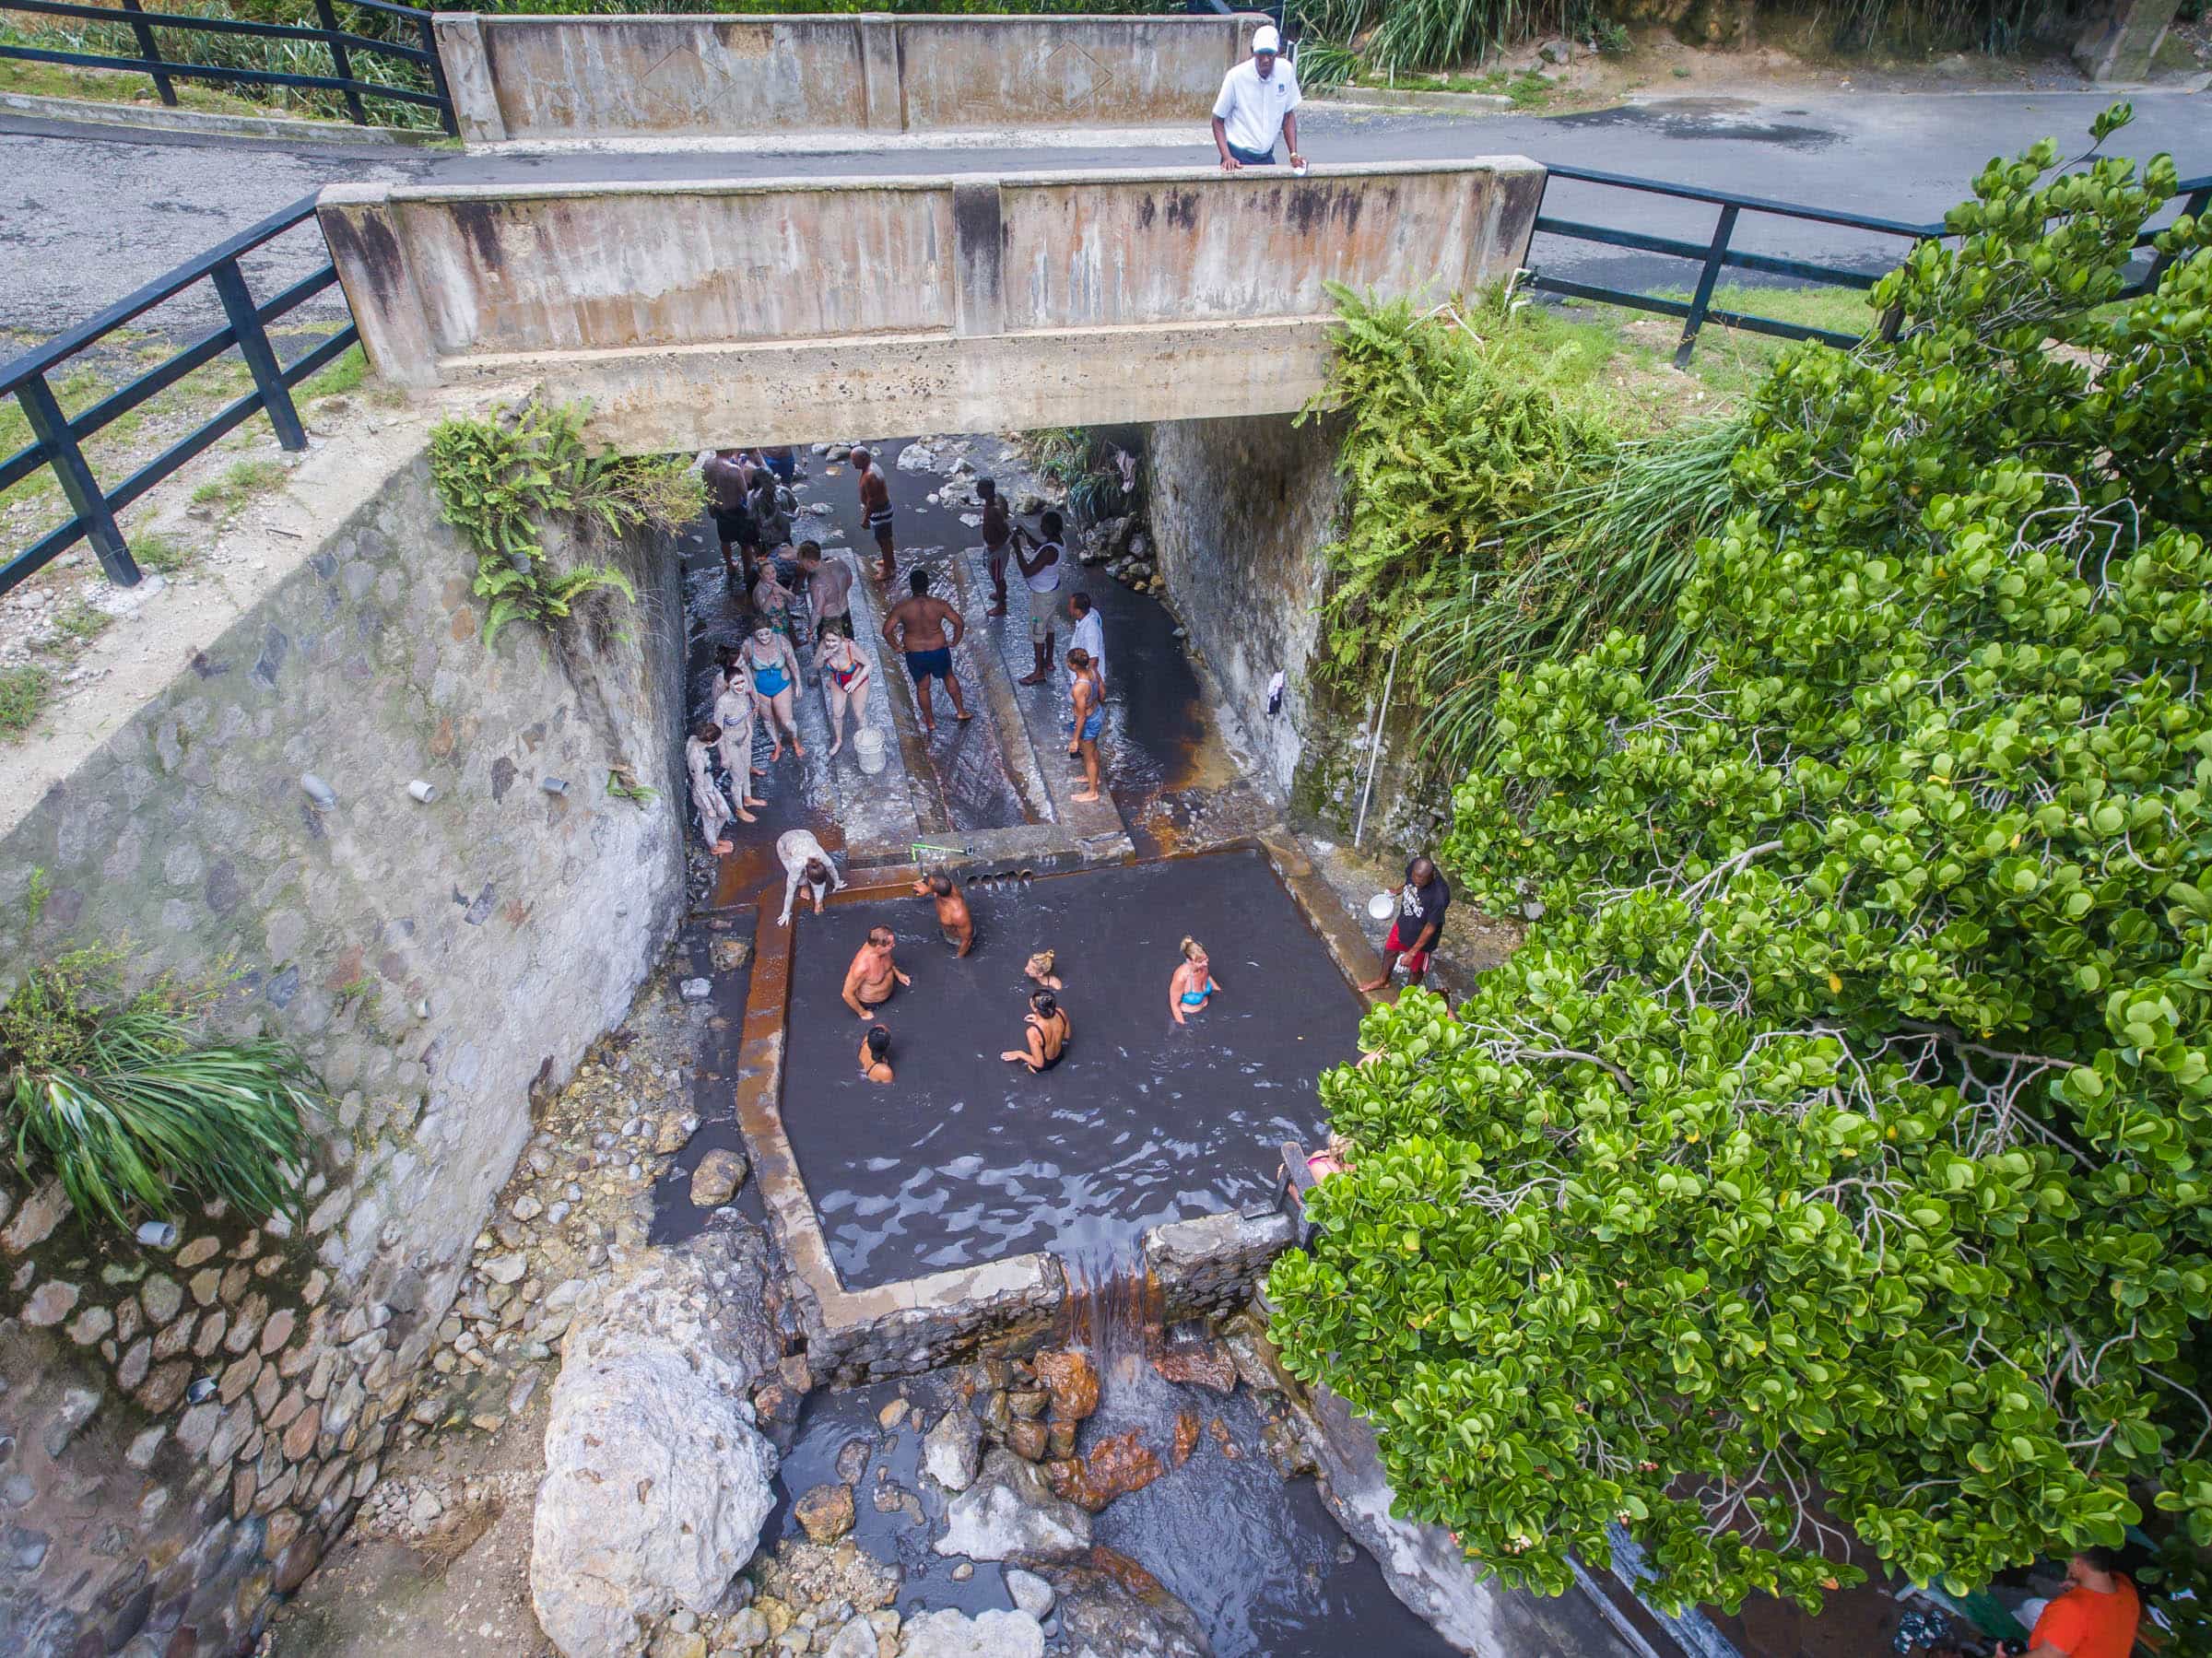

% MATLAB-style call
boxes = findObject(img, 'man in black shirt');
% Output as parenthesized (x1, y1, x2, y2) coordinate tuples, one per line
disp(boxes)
(1359, 855, 1449, 993)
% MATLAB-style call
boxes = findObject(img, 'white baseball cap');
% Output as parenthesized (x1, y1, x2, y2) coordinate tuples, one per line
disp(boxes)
(1252, 25, 1281, 53)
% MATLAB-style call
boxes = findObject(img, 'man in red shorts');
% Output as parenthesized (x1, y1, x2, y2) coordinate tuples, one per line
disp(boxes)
(1359, 855, 1449, 994)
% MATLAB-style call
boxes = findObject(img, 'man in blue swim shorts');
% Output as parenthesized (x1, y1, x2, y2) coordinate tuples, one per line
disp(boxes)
(881, 568, 972, 735)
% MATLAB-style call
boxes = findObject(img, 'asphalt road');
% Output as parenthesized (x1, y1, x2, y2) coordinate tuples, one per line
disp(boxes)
(1, 88, 2206, 339)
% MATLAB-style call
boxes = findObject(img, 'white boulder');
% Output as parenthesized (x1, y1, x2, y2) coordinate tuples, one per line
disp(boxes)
(900, 1607, 1047, 1658)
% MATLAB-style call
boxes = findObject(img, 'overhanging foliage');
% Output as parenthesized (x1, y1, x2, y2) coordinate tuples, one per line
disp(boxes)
(1268, 112, 2212, 1622)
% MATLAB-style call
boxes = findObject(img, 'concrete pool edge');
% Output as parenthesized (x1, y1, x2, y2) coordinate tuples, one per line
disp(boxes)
(728, 835, 1371, 1384)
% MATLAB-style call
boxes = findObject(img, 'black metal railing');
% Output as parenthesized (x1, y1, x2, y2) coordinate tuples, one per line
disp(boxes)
(1524, 162, 2212, 367)
(0, 0, 453, 133)
(1524, 163, 1942, 368)
(0, 193, 352, 595)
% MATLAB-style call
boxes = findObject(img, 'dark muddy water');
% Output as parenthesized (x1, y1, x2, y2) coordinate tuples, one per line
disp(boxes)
(780, 850, 1362, 1288)
(761, 1369, 1457, 1658)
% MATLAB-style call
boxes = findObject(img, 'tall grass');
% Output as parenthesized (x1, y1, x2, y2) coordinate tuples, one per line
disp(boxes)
(2, 950, 319, 1234)
(1418, 416, 1747, 773)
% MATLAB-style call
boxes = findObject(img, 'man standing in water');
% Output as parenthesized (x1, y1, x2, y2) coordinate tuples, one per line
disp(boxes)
(796, 541, 854, 640)
(1066, 646, 1104, 805)
(978, 477, 1014, 617)
(1359, 854, 1451, 993)
(852, 446, 897, 583)
(883, 569, 972, 734)
(705, 448, 758, 583)
(842, 925, 912, 1019)
(1067, 591, 1106, 690)
(1014, 511, 1065, 686)
(913, 871, 975, 957)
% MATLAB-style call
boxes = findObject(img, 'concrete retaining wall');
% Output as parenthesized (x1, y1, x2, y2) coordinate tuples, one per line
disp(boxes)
(432, 12, 1266, 145)
(317, 159, 1547, 447)
(0, 449, 687, 1656)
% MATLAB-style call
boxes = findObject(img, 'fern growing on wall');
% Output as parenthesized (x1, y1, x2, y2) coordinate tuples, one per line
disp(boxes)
(429, 399, 701, 646)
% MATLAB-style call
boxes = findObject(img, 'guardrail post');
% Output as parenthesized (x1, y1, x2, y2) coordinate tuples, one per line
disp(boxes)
(17, 378, 139, 586)
(417, 9, 460, 136)
(312, 0, 369, 127)
(117, 0, 177, 108)
(209, 259, 308, 452)
(1674, 203, 1739, 370)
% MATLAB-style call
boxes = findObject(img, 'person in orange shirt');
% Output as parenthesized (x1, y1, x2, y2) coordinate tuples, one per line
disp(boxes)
(1998, 1546, 2140, 1658)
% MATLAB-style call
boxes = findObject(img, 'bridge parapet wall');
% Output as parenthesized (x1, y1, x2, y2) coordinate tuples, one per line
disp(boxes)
(316, 159, 1547, 447)
(433, 11, 1268, 145)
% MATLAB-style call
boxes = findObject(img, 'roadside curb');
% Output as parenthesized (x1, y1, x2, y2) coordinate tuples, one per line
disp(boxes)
(0, 89, 449, 147)
(1312, 87, 1513, 115)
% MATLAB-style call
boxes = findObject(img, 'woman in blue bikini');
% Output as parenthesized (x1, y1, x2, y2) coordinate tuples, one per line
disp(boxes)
(1169, 936, 1218, 1026)
(741, 621, 805, 765)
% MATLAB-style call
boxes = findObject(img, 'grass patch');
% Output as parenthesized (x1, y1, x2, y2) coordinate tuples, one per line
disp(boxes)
(0, 664, 52, 738)
(0, 53, 287, 120)
(49, 598, 111, 646)
(298, 344, 368, 401)
(1348, 65, 1559, 106)
(190, 457, 287, 512)
(131, 533, 194, 575)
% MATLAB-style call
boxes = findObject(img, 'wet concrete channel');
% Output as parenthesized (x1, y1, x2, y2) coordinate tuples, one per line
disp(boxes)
(779, 850, 1363, 1288)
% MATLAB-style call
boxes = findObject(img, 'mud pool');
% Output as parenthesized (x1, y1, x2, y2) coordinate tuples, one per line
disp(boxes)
(781, 850, 1363, 1288)
(763, 1370, 1459, 1658)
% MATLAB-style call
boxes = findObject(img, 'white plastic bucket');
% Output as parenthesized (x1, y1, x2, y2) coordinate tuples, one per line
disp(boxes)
(853, 726, 887, 775)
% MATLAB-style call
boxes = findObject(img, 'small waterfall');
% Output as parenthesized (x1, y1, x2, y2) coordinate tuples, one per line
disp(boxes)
(1055, 1243, 1163, 1384)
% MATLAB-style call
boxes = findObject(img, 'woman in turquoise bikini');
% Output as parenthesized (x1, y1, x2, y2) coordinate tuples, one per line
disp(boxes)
(742, 621, 805, 765)
(1169, 936, 1218, 1026)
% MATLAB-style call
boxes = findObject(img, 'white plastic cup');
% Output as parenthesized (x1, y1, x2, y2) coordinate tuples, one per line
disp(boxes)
(1367, 892, 1395, 921)
(407, 779, 439, 804)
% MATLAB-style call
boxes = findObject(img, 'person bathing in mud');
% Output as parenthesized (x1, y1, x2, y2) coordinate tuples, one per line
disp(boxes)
(883, 569, 972, 735)
(1170, 935, 1218, 1025)
(842, 925, 912, 1019)
(851, 446, 897, 583)
(1024, 949, 1063, 992)
(740, 621, 806, 765)
(858, 1024, 894, 1084)
(686, 720, 735, 856)
(776, 828, 845, 925)
(1002, 989, 1069, 1073)
(913, 872, 975, 957)
(712, 652, 768, 817)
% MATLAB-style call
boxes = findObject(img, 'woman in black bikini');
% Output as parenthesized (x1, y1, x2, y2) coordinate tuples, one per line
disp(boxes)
(858, 1024, 893, 1084)
(817, 630, 872, 758)
(1001, 990, 1069, 1074)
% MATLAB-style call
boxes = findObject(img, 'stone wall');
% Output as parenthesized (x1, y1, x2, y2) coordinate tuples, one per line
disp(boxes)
(1149, 411, 1450, 850)
(0, 449, 687, 1656)
(1147, 411, 1343, 799)
(1143, 1210, 1297, 1324)
(434, 12, 1265, 145)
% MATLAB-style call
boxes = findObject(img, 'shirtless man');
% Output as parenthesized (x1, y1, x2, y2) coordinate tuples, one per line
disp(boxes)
(797, 541, 854, 639)
(883, 568, 971, 733)
(913, 871, 974, 957)
(977, 477, 1013, 617)
(842, 925, 911, 1019)
(852, 446, 896, 582)
(1001, 990, 1069, 1073)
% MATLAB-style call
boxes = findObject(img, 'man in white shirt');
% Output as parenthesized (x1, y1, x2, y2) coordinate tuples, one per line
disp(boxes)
(1066, 591, 1106, 690)
(1211, 25, 1304, 171)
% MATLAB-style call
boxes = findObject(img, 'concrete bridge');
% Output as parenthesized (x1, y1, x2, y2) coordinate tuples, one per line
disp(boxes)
(317, 159, 1546, 448)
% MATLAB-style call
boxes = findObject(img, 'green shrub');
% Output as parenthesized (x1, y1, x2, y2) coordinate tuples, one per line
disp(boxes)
(1271, 110, 2212, 1619)
(2, 949, 320, 1234)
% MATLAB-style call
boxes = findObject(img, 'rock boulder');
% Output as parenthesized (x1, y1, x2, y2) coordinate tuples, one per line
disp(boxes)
(923, 1405, 983, 1492)
(1029, 1547, 1212, 1658)
(900, 1607, 1047, 1658)
(935, 1449, 1090, 1562)
(531, 1232, 782, 1656)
